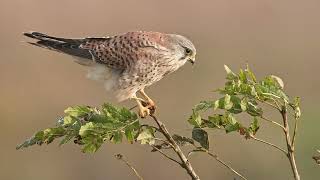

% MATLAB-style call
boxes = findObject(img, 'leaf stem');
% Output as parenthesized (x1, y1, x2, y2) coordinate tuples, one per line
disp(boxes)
(291, 116, 299, 150)
(260, 116, 285, 131)
(249, 135, 287, 155)
(115, 154, 143, 180)
(150, 115, 200, 180)
(189, 147, 248, 180)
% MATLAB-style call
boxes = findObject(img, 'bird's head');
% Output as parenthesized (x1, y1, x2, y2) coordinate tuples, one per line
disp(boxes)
(169, 34, 196, 66)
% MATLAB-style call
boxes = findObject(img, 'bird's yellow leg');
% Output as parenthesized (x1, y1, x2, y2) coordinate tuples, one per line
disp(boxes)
(131, 96, 150, 118)
(139, 89, 156, 110)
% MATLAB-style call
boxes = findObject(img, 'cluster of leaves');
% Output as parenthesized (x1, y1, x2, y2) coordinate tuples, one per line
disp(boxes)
(16, 104, 156, 153)
(188, 65, 301, 149)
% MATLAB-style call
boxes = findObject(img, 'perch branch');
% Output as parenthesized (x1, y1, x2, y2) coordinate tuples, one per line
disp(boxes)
(150, 114, 200, 180)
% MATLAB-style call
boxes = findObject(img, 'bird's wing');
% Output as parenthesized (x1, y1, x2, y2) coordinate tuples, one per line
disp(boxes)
(24, 31, 169, 70)
(24, 31, 108, 63)
(80, 31, 169, 70)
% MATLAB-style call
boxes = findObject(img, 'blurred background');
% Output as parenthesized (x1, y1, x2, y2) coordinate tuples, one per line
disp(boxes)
(0, 0, 319, 179)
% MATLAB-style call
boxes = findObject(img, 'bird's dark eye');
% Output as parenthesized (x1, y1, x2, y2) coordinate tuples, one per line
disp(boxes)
(185, 48, 192, 55)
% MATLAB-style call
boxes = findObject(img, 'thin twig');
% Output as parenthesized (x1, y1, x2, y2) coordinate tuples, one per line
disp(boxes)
(188, 146, 247, 180)
(115, 154, 143, 180)
(150, 115, 200, 180)
(205, 151, 247, 180)
(250, 135, 287, 155)
(151, 145, 182, 166)
(281, 105, 300, 180)
(291, 116, 299, 150)
(260, 116, 286, 131)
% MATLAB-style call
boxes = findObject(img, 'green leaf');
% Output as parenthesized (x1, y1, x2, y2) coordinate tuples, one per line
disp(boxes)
(64, 106, 92, 117)
(207, 115, 224, 128)
(270, 75, 284, 89)
(81, 136, 103, 153)
(214, 95, 243, 114)
(224, 65, 237, 80)
(194, 101, 215, 112)
(188, 111, 202, 127)
(239, 69, 247, 83)
(248, 117, 260, 135)
(62, 116, 76, 126)
(137, 127, 155, 145)
(224, 94, 233, 110)
(291, 97, 301, 119)
(224, 113, 241, 133)
(245, 64, 257, 82)
(246, 100, 263, 117)
(192, 128, 209, 150)
(125, 125, 136, 143)
(112, 131, 123, 143)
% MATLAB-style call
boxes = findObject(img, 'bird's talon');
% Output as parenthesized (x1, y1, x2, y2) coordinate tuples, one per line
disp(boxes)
(138, 107, 150, 118)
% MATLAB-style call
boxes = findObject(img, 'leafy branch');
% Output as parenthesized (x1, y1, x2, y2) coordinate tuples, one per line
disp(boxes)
(17, 64, 305, 180)
(189, 64, 302, 180)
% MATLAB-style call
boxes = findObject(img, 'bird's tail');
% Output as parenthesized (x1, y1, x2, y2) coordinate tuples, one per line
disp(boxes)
(23, 31, 93, 60)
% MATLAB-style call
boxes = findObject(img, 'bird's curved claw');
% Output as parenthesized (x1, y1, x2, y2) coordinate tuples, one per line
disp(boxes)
(141, 100, 156, 115)
(139, 106, 151, 118)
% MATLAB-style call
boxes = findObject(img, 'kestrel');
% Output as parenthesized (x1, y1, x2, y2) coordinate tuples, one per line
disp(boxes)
(24, 31, 196, 117)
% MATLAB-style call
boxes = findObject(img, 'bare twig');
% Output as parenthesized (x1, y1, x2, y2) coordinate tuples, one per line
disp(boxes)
(115, 154, 143, 180)
(260, 116, 285, 131)
(291, 117, 299, 150)
(151, 145, 182, 166)
(150, 115, 200, 180)
(189, 147, 247, 180)
(281, 105, 300, 180)
(250, 135, 287, 155)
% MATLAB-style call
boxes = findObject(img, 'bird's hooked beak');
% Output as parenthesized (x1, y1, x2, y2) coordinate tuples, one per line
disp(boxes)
(188, 55, 196, 65)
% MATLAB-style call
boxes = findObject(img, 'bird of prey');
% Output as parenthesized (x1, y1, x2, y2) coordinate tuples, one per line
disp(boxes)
(24, 31, 196, 118)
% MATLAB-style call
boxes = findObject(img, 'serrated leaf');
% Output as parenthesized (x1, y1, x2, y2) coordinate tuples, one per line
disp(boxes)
(224, 94, 233, 110)
(137, 127, 155, 145)
(270, 75, 284, 89)
(239, 69, 247, 83)
(206, 115, 223, 128)
(62, 116, 75, 126)
(194, 101, 215, 112)
(240, 99, 247, 111)
(112, 131, 123, 143)
(224, 113, 241, 133)
(224, 65, 237, 80)
(81, 136, 103, 153)
(188, 111, 202, 127)
(125, 126, 135, 142)
(246, 100, 263, 116)
(248, 117, 260, 135)
(225, 123, 240, 133)
(192, 128, 209, 150)
(64, 106, 92, 117)
(245, 64, 257, 82)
